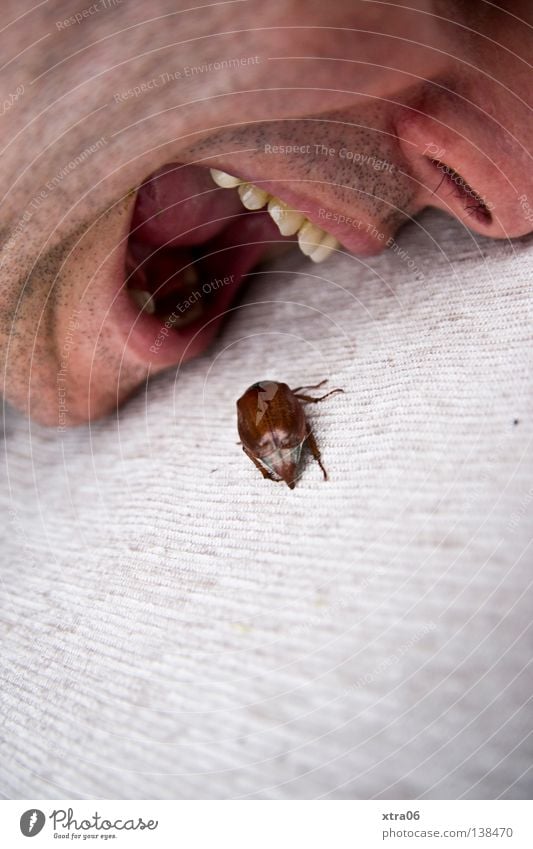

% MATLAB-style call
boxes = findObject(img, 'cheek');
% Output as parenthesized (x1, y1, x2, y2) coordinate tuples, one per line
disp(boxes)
(51, 207, 151, 424)
(5, 197, 148, 426)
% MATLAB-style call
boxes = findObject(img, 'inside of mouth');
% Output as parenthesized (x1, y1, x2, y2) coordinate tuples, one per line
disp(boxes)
(125, 162, 286, 331)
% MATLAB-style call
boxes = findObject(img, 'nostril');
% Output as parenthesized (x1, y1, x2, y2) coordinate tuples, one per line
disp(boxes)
(428, 158, 493, 226)
(394, 108, 498, 230)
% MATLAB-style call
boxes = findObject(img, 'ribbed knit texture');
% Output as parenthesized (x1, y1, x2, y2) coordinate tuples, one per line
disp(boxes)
(1, 210, 532, 799)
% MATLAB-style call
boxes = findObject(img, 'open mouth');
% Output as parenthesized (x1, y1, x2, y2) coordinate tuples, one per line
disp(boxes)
(119, 162, 343, 365)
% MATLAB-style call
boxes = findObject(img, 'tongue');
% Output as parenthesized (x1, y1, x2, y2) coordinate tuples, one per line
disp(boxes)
(130, 162, 244, 247)
(128, 209, 284, 297)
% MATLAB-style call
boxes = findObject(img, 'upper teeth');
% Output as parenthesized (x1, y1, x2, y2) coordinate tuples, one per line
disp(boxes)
(210, 168, 340, 263)
(297, 220, 329, 256)
(209, 168, 242, 188)
(238, 182, 270, 210)
(267, 197, 305, 236)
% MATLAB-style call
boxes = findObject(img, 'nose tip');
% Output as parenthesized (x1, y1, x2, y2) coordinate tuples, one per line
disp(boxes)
(395, 108, 533, 239)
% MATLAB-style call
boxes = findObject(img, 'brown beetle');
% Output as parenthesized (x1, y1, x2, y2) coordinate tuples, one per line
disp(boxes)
(237, 379, 343, 489)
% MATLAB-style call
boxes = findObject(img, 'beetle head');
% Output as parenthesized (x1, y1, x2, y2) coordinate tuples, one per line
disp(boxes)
(261, 443, 303, 489)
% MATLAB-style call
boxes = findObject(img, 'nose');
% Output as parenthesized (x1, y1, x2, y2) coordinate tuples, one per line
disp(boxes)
(395, 104, 533, 239)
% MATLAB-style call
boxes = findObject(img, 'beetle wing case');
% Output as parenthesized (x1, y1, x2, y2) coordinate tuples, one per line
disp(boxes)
(236, 381, 304, 448)
(236, 379, 333, 488)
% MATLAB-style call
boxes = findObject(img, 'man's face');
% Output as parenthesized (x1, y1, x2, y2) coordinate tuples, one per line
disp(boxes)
(1, 0, 531, 426)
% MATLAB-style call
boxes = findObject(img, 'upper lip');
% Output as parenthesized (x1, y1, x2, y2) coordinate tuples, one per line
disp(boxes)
(202, 160, 391, 256)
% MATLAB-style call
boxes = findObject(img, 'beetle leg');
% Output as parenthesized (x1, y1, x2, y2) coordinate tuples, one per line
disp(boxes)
(294, 388, 344, 404)
(242, 446, 276, 481)
(305, 428, 328, 480)
(292, 378, 328, 393)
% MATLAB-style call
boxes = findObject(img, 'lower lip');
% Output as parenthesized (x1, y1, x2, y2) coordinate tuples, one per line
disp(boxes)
(111, 266, 238, 367)
(107, 199, 210, 366)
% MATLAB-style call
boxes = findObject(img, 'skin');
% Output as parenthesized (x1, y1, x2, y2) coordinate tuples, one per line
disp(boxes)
(0, 0, 531, 426)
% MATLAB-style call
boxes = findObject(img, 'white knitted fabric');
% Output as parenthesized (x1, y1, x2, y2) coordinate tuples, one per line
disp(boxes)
(1, 210, 532, 800)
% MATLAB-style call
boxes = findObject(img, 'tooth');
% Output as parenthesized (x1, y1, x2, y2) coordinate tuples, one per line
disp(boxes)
(209, 168, 242, 188)
(183, 266, 199, 286)
(267, 197, 305, 236)
(310, 233, 340, 263)
(297, 220, 329, 256)
(238, 182, 270, 210)
(129, 289, 155, 314)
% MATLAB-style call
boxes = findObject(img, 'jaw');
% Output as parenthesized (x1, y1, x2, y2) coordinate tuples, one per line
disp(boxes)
(4, 200, 149, 427)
